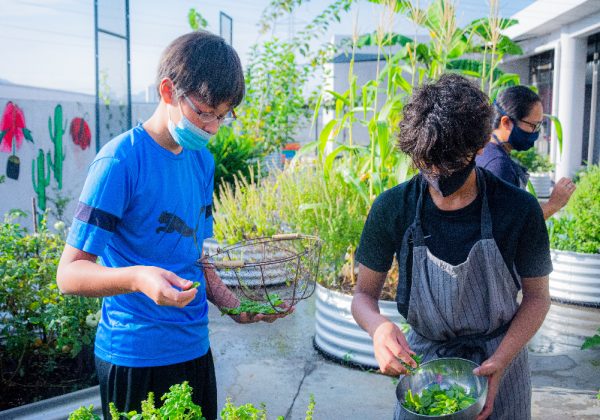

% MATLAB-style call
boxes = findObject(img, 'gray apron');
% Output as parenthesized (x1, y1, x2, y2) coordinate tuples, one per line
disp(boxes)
(394, 168, 531, 420)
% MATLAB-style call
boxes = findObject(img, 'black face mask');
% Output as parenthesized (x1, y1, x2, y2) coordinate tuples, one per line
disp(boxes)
(423, 158, 476, 197)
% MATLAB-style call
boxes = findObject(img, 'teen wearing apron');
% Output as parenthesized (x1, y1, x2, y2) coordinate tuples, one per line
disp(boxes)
(394, 168, 530, 420)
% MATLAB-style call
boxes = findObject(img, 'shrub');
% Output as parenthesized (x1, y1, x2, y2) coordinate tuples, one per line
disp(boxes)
(0, 212, 100, 400)
(511, 148, 554, 173)
(548, 165, 600, 254)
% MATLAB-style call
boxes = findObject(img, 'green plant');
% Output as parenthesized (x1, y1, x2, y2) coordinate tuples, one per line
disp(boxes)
(213, 169, 282, 244)
(221, 398, 266, 420)
(69, 382, 316, 420)
(276, 162, 370, 286)
(581, 328, 600, 350)
(511, 149, 554, 173)
(188, 8, 208, 30)
(208, 126, 259, 194)
(69, 405, 100, 420)
(47, 104, 67, 190)
(0, 213, 100, 387)
(548, 165, 600, 254)
(401, 353, 423, 374)
(238, 39, 313, 155)
(221, 293, 283, 315)
(403, 383, 477, 415)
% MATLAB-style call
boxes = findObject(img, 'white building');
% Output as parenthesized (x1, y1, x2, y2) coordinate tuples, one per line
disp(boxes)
(502, 0, 600, 179)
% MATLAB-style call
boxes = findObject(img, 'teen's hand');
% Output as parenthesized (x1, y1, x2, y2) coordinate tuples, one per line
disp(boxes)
(133, 266, 197, 307)
(372, 321, 416, 376)
(473, 357, 507, 420)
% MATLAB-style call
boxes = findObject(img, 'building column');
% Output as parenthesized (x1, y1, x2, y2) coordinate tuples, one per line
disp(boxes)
(556, 33, 587, 179)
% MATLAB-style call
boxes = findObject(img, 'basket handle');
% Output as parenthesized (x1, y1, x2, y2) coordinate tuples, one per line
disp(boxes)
(272, 233, 301, 240)
(213, 260, 245, 269)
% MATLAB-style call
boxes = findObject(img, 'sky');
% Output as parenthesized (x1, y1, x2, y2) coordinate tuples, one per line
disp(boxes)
(0, 0, 536, 98)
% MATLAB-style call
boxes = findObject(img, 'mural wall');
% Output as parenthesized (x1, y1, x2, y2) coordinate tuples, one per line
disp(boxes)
(0, 90, 155, 232)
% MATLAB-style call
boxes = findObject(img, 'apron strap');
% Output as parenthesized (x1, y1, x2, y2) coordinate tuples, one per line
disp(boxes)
(476, 167, 493, 240)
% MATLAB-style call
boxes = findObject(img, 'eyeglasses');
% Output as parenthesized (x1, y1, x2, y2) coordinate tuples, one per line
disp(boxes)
(184, 96, 236, 126)
(518, 118, 543, 133)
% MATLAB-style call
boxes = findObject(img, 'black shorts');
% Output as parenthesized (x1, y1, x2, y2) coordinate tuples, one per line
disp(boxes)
(95, 349, 217, 420)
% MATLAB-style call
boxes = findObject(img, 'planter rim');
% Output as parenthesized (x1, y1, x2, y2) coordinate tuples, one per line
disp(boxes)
(550, 248, 600, 258)
(0, 385, 100, 419)
(316, 282, 396, 303)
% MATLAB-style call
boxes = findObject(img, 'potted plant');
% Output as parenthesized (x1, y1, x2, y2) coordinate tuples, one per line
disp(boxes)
(0, 212, 100, 412)
(511, 148, 555, 198)
(546, 165, 600, 306)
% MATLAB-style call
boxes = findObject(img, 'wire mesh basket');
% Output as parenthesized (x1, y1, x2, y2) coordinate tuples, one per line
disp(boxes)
(198, 234, 322, 315)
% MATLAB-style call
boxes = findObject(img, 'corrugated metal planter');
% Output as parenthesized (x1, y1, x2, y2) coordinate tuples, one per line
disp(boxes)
(549, 249, 600, 306)
(0, 386, 101, 420)
(314, 283, 409, 369)
(529, 173, 552, 198)
(203, 238, 288, 286)
(529, 301, 600, 353)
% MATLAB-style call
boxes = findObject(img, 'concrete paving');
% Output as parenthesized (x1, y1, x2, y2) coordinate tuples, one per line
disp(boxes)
(210, 294, 600, 420)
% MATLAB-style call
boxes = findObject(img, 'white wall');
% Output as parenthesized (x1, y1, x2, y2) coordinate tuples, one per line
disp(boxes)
(0, 84, 156, 232)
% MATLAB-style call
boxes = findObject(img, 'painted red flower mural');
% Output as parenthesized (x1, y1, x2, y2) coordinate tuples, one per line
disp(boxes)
(0, 101, 33, 180)
(70, 117, 91, 150)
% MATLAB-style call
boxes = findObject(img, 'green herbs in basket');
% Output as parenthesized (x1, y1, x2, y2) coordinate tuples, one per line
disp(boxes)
(221, 293, 284, 315)
(403, 384, 477, 415)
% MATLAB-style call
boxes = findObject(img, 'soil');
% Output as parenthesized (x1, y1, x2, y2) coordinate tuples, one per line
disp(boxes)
(0, 347, 98, 411)
(335, 258, 399, 301)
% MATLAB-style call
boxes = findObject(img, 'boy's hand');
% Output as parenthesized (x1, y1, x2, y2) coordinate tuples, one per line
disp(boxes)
(133, 266, 197, 307)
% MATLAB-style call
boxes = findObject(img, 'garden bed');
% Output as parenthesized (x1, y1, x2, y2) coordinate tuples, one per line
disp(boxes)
(0, 347, 97, 411)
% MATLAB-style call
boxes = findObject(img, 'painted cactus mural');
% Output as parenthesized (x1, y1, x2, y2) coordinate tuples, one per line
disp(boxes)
(32, 148, 51, 212)
(47, 104, 67, 189)
(0, 101, 33, 180)
(70, 116, 91, 150)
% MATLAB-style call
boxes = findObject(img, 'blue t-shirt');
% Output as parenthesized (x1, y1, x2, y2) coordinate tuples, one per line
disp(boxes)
(67, 125, 214, 367)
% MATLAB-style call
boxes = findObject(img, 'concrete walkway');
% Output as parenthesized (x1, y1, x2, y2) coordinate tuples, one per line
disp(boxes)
(210, 295, 600, 420)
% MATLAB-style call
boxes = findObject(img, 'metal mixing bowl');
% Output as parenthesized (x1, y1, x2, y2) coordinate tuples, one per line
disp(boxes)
(396, 358, 488, 419)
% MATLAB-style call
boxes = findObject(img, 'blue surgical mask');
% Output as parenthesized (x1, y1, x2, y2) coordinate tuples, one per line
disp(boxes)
(168, 104, 213, 150)
(508, 123, 539, 151)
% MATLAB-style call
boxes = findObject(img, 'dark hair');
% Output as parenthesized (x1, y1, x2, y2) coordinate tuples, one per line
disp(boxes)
(397, 73, 492, 176)
(492, 85, 541, 128)
(156, 31, 245, 108)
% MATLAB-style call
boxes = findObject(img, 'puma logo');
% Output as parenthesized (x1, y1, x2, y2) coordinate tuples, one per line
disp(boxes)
(156, 211, 195, 237)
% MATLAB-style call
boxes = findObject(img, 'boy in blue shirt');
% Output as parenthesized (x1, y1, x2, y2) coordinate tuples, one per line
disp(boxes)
(57, 31, 285, 419)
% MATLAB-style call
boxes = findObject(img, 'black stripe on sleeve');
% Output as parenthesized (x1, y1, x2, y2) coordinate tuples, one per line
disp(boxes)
(205, 204, 212, 218)
(74, 201, 120, 232)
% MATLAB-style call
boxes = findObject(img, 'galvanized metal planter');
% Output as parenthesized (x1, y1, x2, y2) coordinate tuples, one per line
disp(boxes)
(529, 173, 552, 198)
(529, 301, 600, 354)
(313, 283, 408, 369)
(549, 249, 600, 306)
(0, 386, 100, 420)
(203, 238, 289, 286)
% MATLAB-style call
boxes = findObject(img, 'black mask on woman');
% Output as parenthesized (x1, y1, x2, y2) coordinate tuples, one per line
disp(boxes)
(508, 123, 539, 151)
(423, 158, 476, 197)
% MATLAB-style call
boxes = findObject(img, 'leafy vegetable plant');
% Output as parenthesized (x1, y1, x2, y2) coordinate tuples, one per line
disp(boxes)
(221, 293, 284, 315)
(401, 354, 423, 374)
(403, 384, 477, 415)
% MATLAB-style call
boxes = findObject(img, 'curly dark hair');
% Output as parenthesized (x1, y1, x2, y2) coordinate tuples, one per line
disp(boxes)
(156, 31, 245, 108)
(398, 73, 493, 176)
